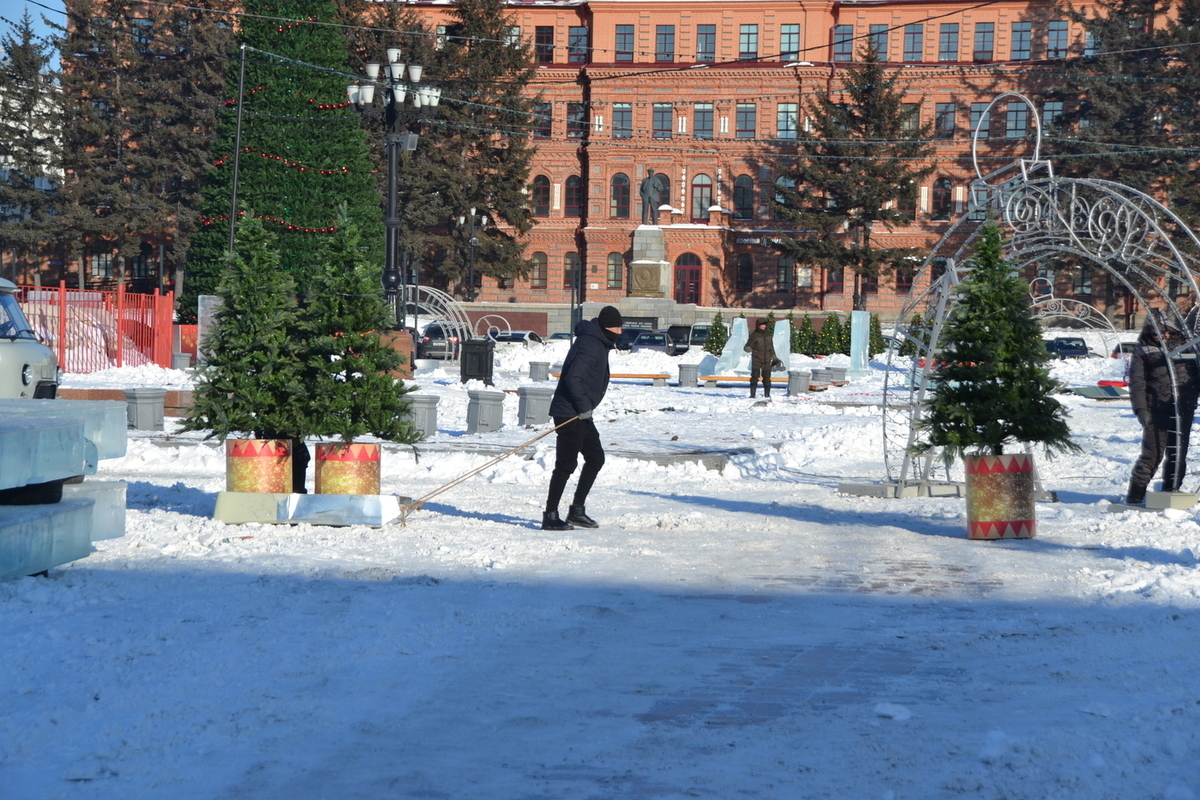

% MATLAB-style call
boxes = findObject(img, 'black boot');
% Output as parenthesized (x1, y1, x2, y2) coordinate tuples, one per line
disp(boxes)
(1126, 480, 1146, 505)
(567, 504, 598, 528)
(749, 380, 757, 399)
(542, 510, 573, 531)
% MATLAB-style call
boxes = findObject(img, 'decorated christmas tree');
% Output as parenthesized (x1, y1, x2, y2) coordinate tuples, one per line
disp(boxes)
(916, 224, 1077, 461)
(793, 314, 817, 356)
(301, 207, 420, 444)
(815, 314, 843, 356)
(869, 314, 885, 356)
(704, 312, 728, 356)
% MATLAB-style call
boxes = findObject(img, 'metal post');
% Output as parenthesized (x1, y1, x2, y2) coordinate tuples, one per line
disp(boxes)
(227, 44, 248, 255)
(382, 133, 402, 328)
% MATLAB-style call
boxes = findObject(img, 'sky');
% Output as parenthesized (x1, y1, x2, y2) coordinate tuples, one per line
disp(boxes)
(0, 0, 64, 41)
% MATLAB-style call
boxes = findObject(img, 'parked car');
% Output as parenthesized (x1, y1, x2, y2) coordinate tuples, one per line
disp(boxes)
(0, 278, 59, 399)
(1112, 341, 1137, 358)
(667, 324, 717, 353)
(547, 332, 573, 341)
(487, 330, 543, 346)
(629, 331, 678, 355)
(416, 322, 467, 359)
(1044, 336, 1090, 359)
(615, 327, 648, 351)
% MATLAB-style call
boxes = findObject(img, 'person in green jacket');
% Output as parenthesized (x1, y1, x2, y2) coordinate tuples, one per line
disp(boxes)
(743, 319, 777, 399)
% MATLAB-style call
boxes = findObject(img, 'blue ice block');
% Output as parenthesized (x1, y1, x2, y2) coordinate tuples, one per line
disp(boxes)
(0, 417, 86, 490)
(0, 498, 95, 581)
(62, 481, 127, 541)
(714, 317, 749, 374)
(0, 399, 128, 463)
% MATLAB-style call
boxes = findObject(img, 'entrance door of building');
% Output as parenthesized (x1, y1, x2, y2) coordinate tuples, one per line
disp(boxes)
(674, 253, 701, 304)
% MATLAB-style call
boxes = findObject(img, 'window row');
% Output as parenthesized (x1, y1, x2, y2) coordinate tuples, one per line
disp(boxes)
(834, 19, 1077, 63)
(527, 252, 626, 290)
(530, 23, 805, 64)
(534, 102, 799, 140)
(529, 174, 967, 223)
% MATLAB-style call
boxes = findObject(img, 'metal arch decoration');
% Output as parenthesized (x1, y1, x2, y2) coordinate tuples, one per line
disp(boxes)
(1027, 280, 1118, 353)
(873, 92, 1200, 494)
(407, 285, 472, 361)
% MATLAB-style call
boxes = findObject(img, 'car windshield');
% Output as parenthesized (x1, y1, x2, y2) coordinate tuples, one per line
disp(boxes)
(638, 334, 666, 345)
(0, 294, 38, 340)
(1059, 338, 1085, 348)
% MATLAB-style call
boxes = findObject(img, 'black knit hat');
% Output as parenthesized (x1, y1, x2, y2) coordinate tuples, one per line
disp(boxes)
(597, 306, 623, 329)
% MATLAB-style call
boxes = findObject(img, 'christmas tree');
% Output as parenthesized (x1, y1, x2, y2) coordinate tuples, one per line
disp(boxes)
(916, 224, 1077, 461)
(301, 206, 419, 444)
(815, 315, 843, 356)
(869, 314, 885, 356)
(793, 314, 817, 356)
(704, 312, 728, 356)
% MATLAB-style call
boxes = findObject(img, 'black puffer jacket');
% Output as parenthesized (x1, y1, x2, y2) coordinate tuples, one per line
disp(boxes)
(743, 328, 776, 367)
(549, 318, 614, 418)
(1129, 321, 1199, 421)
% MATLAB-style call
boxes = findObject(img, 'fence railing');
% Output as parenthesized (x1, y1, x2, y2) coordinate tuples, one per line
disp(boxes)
(17, 282, 174, 374)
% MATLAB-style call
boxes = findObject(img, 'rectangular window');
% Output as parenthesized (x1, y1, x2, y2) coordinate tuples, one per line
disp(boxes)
(697, 24, 716, 61)
(612, 103, 632, 138)
(131, 18, 153, 53)
(1011, 22, 1031, 60)
(694, 103, 713, 139)
(863, 273, 879, 294)
(900, 103, 920, 132)
(1047, 20, 1068, 58)
(534, 102, 552, 138)
(833, 24, 854, 61)
(869, 24, 889, 59)
(935, 102, 956, 138)
(904, 24, 924, 62)
(531, 255, 547, 289)
(535, 26, 554, 63)
(780, 24, 800, 60)
(776, 103, 798, 139)
(826, 267, 844, 293)
(607, 256, 623, 289)
(1084, 31, 1099, 56)
(653, 103, 673, 138)
(130, 249, 152, 280)
(615, 25, 634, 61)
(1043, 100, 1064, 128)
(567, 103, 586, 138)
(90, 252, 114, 280)
(939, 23, 958, 61)
(736, 257, 754, 292)
(895, 268, 914, 293)
(973, 23, 994, 61)
(568, 26, 589, 63)
(736, 103, 756, 138)
(1073, 268, 1092, 295)
(505, 26, 521, 47)
(970, 102, 991, 139)
(435, 25, 448, 50)
(1005, 101, 1028, 138)
(656, 25, 675, 62)
(777, 256, 794, 292)
(797, 265, 813, 289)
(739, 25, 759, 60)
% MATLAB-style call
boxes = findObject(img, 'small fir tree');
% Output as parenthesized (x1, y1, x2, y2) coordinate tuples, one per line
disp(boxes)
(915, 224, 1078, 462)
(899, 312, 928, 357)
(704, 312, 728, 355)
(869, 314, 885, 356)
(301, 207, 420, 444)
(764, 310, 777, 334)
(794, 313, 817, 356)
(816, 314, 843, 356)
(181, 214, 307, 440)
(838, 316, 852, 355)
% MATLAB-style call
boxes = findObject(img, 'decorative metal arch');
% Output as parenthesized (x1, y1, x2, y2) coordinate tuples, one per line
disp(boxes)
(877, 93, 1200, 493)
(405, 285, 472, 361)
(1027, 281, 1118, 354)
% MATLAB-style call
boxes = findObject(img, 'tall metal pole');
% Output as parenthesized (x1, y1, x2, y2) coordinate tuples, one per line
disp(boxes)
(227, 44, 248, 255)
(382, 133, 402, 328)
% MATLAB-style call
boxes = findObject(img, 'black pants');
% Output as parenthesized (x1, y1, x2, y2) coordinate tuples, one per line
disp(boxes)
(749, 360, 771, 396)
(1130, 412, 1194, 498)
(546, 417, 605, 511)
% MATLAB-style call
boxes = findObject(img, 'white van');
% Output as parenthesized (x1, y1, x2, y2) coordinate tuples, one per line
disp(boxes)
(0, 277, 59, 399)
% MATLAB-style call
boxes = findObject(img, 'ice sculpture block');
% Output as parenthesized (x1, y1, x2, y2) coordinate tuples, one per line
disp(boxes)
(714, 317, 749, 374)
(0, 499, 94, 581)
(772, 319, 791, 372)
(0, 417, 86, 490)
(0, 399, 128, 472)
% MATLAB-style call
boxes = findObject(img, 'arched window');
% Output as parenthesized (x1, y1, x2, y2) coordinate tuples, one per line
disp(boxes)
(607, 252, 624, 289)
(565, 176, 583, 217)
(531, 176, 550, 217)
(733, 175, 754, 220)
(691, 174, 713, 222)
(530, 251, 547, 289)
(736, 253, 754, 292)
(931, 178, 953, 220)
(610, 173, 630, 218)
(674, 253, 701, 304)
(563, 251, 579, 289)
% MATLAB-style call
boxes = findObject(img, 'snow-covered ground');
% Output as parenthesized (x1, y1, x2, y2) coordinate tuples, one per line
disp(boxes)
(9, 331, 1200, 799)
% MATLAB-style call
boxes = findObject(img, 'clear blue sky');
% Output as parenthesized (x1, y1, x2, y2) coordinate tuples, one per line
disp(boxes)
(0, 0, 65, 40)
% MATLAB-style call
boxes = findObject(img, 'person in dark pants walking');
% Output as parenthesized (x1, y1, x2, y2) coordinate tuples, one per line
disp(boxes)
(543, 305, 624, 530)
(744, 319, 777, 399)
(1127, 312, 1200, 504)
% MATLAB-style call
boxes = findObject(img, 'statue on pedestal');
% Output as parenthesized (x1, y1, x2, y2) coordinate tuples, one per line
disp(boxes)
(639, 170, 669, 226)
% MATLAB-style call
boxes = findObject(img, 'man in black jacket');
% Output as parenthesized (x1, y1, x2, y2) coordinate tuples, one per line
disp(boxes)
(743, 319, 777, 398)
(1127, 311, 1200, 504)
(543, 306, 624, 530)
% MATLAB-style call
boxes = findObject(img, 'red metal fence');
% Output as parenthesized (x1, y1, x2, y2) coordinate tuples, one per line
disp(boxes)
(16, 282, 174, 374)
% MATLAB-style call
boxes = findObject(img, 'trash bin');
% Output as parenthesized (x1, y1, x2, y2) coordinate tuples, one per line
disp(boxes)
(406, 394, 440, 439)
(529, 361, 551, 382)
(678, 363, 699, 388)
(460, 338, 495, 385)
(788, 370, 810, 395)
(124, 387, 167, 431)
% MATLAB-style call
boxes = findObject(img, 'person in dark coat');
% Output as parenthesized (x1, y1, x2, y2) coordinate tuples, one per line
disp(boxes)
(743, 319, 777, 398)
(543, 305, 624, 530)
(1126, 311, 1200, 504)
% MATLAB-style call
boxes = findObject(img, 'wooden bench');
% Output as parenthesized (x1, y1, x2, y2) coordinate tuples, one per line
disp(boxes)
(553, 372, 670, 387)
(700, 375, 830, 391)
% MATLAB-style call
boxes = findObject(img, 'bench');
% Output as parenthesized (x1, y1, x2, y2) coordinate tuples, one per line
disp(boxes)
(700, 375, 831, 391)
(553, 372, 670, 387)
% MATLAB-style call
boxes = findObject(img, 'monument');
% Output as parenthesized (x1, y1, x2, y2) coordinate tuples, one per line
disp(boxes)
(629, 169, 673, 298)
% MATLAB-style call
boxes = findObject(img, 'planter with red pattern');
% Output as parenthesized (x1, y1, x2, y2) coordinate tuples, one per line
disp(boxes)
(226, 439, 292, 493)
(314, 442, 381, 495)
(964, 453, 1036, 539)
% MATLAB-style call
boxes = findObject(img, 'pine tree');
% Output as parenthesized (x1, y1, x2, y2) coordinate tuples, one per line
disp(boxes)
(815, 314, 842, 356)
(764, 310, 777, 334)
(0, 12, 60, 281)
(339, 0, 537, 293)
(916, 224, 1078, 461)
(793, 313, 817, 356)
(771, 46, 934, 311)
(703, 311, 728, 355)
(869, 313, 885, 356)
(181, 214, 308, 440)
(899, 312, 926, 357)
(301, 205, 419, 443)
(838, 316, 852, 355)
(185, 1, 381, 318)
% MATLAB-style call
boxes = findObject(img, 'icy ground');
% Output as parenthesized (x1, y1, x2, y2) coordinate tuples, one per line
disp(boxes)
(7, 330, 1200, 799)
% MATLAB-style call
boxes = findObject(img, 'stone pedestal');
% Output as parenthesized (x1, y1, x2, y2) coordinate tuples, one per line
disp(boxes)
(529, 361, 551, 382)
(678, 363, 699, 388)
(788, 370, 810, 395)
(406, 394, 439, 439)
(124, 387, 167, 431)
(518, 385, 555, 427)
(630, 227, 670, 298)
(466, 390, 505, 434)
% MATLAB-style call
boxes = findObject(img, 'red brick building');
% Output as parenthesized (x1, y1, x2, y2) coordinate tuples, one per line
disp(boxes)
(407, 0, 1095, 321)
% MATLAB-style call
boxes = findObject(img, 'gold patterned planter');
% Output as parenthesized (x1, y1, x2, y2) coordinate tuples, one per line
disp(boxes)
(964, 453, 1036, 539)
(226, 439, 292, 493)
(314, 442, 381, 495)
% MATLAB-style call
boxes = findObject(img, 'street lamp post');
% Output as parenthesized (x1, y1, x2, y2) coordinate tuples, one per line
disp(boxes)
(457, 208, 487, 303)
(348, 50, 442, 330)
